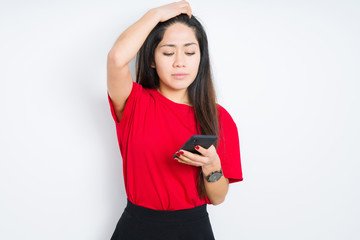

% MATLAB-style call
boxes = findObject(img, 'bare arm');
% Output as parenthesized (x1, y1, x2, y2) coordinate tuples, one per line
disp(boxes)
(201, 159, 229, 205)
(175, 145, 229, 205)
(107, 10, 161, 122)
(107, 1, 192, 121)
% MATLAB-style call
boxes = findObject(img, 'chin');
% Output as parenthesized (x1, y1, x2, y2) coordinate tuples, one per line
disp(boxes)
(166, 82, 191, 90)
(160, 77, 195, 91)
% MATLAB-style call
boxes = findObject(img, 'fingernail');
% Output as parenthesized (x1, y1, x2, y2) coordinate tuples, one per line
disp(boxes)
(195, 146, 200, 150)
(179, 151, 184, 155)
(176, 152, 181, 157)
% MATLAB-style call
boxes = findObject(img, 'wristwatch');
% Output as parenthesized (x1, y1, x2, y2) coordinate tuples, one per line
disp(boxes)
(204, 169, 223, 182)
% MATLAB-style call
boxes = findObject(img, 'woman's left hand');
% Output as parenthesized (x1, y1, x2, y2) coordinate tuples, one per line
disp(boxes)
(174, 145, 221, 171)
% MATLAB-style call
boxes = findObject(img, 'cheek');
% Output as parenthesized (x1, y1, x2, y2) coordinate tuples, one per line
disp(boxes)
(154, 58, 171, 80)
(190, 56, 201, 73)
(155, 56, 170, 71)
(155, 60, 169, 76)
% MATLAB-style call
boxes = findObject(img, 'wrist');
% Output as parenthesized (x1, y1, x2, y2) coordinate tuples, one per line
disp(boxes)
(202, 168, 223, 183)
(201, 159, 221, 176)
(147, 8, 161, 23)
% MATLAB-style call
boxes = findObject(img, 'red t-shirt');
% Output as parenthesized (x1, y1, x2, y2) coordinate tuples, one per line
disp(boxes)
(108, 82, 243, 210)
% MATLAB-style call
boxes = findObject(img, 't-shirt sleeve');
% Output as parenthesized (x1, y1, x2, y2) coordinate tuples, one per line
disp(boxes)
(107, 81, 142, 125)
(217, 105, 243, 183)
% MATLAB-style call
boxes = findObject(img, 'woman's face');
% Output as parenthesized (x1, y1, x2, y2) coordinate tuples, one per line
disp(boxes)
(154, 23, 201, 92)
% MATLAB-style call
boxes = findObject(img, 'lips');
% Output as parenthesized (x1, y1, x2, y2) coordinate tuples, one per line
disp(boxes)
(172, 73, 188, 79)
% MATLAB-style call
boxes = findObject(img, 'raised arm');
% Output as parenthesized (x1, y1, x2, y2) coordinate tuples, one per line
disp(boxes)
(107, 1, 192, 122)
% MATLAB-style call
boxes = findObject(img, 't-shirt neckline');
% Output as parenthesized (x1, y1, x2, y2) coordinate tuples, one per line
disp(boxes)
(150, 88, 194, 109)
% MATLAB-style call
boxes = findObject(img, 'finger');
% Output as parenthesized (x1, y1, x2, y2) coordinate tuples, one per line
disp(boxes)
(187, 3, 192, 18)
(194, 145, 209, 156)
(178, 0, 189, 9)
(179, 149, 203, 161)
(179, 6, 191, 18)
(177, 154, 203, 167)
(184, 3, 192, 19)
(178, 150, 207, 165)
(179, 1, 191, 18)
(178, 159, 197, 167)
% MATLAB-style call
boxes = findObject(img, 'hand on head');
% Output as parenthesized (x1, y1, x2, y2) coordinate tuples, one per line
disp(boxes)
(153, 0, 192, 22)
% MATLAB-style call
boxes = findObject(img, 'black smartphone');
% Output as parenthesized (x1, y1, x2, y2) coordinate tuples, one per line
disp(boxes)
(173, 135, 218, 158)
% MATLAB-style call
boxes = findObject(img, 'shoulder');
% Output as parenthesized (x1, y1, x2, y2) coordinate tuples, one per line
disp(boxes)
(216, 103, 229, 116)
(216, 103, 239, 134)
(132, 81, 146, 92)
(121, 81, 155, 112)
(130, 81, 155, 98)
(216, 104, 236, 124)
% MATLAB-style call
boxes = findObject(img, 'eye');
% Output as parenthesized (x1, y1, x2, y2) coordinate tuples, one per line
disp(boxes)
(163, 52, 174, 56)
(185, 52, 196, 56)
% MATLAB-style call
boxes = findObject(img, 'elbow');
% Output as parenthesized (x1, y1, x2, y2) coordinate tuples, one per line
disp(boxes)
(211, 196, 226, 206)
(107, 50, 127, 68)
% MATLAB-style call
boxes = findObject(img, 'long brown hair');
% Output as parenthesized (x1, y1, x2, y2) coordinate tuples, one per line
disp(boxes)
(136, 14, 219, 199)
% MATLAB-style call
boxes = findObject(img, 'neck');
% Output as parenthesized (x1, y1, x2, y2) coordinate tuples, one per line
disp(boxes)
(157, 85, 192, 106)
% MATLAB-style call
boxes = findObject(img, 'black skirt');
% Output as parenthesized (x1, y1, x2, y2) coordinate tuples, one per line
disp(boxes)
(110, 199, 215, 240)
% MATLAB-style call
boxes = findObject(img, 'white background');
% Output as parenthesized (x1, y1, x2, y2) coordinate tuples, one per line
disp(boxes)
(1, 0, 359, 239)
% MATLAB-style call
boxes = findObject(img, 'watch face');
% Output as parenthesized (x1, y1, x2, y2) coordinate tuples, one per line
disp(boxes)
(208, 172, 222, 182)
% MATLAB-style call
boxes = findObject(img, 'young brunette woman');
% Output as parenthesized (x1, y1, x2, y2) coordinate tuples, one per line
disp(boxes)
(107, 1, 243, 239)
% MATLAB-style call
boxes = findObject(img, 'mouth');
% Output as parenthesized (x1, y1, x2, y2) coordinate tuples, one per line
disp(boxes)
(172, 73, 189, 80)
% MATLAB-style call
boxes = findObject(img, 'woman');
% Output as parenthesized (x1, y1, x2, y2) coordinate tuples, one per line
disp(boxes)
(107, 1, 243, 239)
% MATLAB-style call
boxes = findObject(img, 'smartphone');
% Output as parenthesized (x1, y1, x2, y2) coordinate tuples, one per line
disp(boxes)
(173, 135, 218, 158)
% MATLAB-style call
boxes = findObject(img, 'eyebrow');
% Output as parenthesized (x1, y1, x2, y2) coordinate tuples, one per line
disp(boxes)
(159, 42, 198, 48)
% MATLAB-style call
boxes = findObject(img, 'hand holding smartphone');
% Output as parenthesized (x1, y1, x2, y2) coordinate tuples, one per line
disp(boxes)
(173, 135, 218, 158)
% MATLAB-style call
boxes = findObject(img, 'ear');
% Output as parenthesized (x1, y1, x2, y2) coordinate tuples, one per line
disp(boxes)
(151, 63, 156, 68)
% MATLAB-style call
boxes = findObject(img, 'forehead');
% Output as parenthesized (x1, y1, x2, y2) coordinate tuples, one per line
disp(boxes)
(160, 23, 198, 46)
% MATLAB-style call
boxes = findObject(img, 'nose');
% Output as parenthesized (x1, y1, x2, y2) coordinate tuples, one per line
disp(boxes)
(173, 52, 185, 68)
